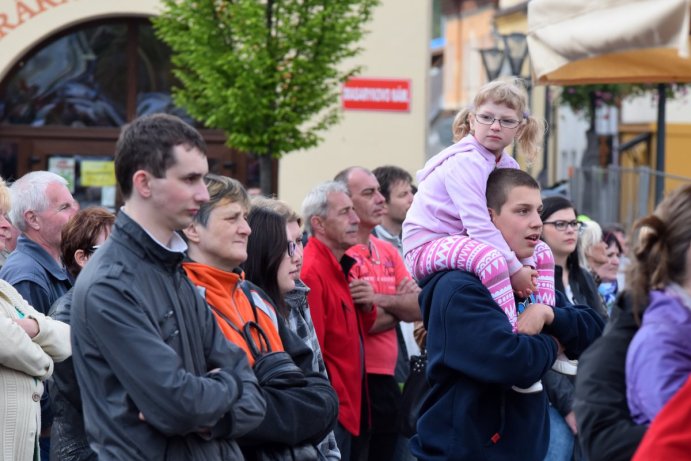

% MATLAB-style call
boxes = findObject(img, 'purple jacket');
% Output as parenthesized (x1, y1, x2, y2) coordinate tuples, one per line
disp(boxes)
(626, 286, 691, 424)
(402, 134, 524, 274)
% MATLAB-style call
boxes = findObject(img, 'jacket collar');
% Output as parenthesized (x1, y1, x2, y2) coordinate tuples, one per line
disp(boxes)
(15, 235, 70, 282)
(112, 211, 185, 271)
(306, 236, 356, 280)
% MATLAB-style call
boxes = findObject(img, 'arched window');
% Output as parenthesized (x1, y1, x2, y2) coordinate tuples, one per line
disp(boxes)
(0, 18, 273, 204)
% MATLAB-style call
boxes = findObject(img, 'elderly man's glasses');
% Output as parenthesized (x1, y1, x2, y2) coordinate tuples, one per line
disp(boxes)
(474, 113, 521, 129)
(543, 220, 583, 231)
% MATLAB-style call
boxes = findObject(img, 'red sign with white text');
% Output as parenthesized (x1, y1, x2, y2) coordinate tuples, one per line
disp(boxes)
(342, 78, 411, 112)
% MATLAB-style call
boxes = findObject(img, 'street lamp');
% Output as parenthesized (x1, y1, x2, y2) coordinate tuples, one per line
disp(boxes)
(502, 33, 529, 78)
(479, 47, 505, 82)
(478, 32, 530, 85)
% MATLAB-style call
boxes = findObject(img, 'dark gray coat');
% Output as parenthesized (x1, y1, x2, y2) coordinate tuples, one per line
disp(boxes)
(71, 211, 266, 461)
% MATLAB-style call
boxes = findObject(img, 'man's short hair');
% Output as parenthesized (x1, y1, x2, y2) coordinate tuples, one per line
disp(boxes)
(333, 166, 372, 186)
(251, 196, 302, 227)
(61, 207, 116, 278)
(115, 113, 207, 199)
(9, 171, 68, 232)
(193, 174, 249, 227)
(486, 168, 540, 213)
(372, 165, 413, 202)
(301, 180, 350, 236)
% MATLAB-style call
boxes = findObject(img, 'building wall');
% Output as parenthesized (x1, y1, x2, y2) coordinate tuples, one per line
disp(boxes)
(278, 0, 431, 210)
(442, 8, 495, 109)
(0, 0, 431, 212)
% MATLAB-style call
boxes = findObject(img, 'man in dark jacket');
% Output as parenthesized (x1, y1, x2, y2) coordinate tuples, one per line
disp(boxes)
(71, 114, 266, 460)
(573, 293, 647, 461)
(410, 169, 604, 461)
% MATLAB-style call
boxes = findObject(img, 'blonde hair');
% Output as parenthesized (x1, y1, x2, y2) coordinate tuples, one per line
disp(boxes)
(0, 177, 10, 215)
(578, 220, 603, 272)
(627, 185, 691, 322)
(452, 76, 544, 162)
(251, 196, 302, 227)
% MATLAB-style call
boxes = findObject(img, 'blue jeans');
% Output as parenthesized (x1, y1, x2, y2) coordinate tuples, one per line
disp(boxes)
(544, 405, 575, 461)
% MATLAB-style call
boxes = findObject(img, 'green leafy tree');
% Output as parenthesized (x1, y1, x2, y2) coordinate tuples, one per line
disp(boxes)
(153, 0, 379, 193)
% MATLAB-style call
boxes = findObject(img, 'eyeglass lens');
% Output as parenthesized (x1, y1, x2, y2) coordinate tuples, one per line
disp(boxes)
(287, 241, 297, 257)
(475, 113, 520, 129)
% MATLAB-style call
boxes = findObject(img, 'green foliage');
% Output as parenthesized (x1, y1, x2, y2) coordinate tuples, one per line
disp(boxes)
(560, 83, 688, 121)
(153, 0, 379, 159)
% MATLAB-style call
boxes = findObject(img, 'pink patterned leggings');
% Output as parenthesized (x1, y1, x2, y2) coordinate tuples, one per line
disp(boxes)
(405, 236, 555, 332)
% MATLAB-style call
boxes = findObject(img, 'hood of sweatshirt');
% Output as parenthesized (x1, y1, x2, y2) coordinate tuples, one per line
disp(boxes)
(416, 134, 511, 183)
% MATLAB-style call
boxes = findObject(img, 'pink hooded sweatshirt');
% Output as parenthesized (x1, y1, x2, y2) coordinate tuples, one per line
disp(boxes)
(402, 134, 527, 275)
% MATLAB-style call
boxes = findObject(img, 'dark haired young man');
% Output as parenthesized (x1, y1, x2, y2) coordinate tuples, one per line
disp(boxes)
(411, 168, 604, 461)
(71, 114, 266, 460)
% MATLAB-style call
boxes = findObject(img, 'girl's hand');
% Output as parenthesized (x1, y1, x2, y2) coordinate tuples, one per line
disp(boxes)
(510, 266, 538, 298)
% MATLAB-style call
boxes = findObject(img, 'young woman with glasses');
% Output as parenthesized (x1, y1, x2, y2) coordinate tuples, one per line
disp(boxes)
(541, 196, 606, 318)
(539, 196, 607, 461)
(243, 207, 301, 319)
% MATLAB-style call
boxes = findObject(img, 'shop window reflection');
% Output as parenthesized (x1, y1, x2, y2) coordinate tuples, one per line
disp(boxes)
(0, 20, 197, 127)
(136, 23, 196, 125)
(1, 24, 127, 127)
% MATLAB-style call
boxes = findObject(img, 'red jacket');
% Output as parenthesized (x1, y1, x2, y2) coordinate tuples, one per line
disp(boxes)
(302, 237, 376, 436)
(632, 375, 691, 460)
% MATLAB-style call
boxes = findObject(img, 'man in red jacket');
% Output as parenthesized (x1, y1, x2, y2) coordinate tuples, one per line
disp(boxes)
(301, 180, 377, 461)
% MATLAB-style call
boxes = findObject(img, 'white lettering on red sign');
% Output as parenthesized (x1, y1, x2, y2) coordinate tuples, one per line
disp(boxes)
(342, 78, 411, 112)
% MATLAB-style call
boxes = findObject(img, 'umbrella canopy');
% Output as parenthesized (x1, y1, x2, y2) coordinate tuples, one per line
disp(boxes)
(527, 0, 691, 85)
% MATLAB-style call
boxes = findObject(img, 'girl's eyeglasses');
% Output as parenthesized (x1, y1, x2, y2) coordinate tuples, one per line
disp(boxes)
(543, 220, 583, 231)
(474, 113, 521, 129)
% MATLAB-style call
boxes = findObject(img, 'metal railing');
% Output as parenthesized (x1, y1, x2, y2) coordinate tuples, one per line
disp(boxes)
(566, 166, 691, 229)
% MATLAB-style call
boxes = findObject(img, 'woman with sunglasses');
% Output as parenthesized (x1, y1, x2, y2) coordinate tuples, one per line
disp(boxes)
(48, 207, 115, 461)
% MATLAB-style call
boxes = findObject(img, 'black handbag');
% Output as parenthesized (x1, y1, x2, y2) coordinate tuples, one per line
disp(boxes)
(216, 282, 319, 461)
(399, 350, 431, 438)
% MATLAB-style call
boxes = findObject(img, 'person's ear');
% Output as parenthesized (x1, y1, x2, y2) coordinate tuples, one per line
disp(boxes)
(310, 215, 324, 234)
(132, 170, 152, 198)
(468, 114, 475, 132)
(74, 249, 89, 269)
(24, 210, 40, 231)
(488, 207, 497, 223)
(182, 222, 201, 244)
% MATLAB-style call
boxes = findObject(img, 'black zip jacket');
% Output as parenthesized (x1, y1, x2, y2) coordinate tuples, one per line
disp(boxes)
(573, 292, 647, 461)
(71, 211, 267, 461)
